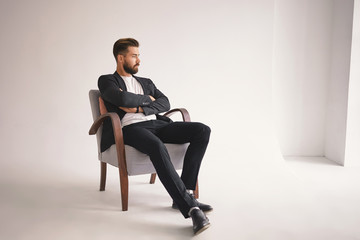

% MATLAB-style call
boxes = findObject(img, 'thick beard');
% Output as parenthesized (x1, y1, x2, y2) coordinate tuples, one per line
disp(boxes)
(123, 62, 138, 75)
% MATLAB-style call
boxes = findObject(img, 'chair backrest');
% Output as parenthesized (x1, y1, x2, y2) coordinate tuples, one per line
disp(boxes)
(89, 89, 102, 159)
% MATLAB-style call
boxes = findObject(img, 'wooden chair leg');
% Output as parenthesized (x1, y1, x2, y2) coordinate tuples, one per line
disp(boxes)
(119, 169, 129, 211)
(100, 162, 107, 191)
(193, 180, 199, 199)
(149, 173, 156, 184)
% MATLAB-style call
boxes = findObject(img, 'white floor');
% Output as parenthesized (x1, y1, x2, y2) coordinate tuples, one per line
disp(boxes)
(1, 157, 360, 240)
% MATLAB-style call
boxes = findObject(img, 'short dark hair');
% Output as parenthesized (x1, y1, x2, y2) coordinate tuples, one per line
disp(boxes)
(113, 38, 139, 61)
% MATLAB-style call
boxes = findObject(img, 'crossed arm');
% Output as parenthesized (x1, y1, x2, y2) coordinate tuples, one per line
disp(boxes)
(118, 88, 155, 113)
(98, 75, 170, 115)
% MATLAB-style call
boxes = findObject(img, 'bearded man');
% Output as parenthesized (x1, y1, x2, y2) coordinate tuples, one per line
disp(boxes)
(98, 38, 212, 235)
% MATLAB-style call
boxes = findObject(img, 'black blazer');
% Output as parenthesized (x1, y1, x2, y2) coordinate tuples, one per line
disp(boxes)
(98, 71, 171, 152)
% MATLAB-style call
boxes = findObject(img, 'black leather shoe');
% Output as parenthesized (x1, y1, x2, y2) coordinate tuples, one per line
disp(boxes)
(190, 208, 210, 235)
(172, 200, 213, 212)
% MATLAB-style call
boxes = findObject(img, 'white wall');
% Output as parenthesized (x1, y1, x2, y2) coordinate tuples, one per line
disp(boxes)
(0, 0, 281, 181)
(1, 0, 357, 172)
(272, 0, 333, 156)
(325, 0, 354, 165)
(273, 0, 355, 164)
(345, 0, 360, 166)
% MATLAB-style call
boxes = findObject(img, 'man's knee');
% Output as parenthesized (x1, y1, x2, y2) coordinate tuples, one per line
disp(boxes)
(194, 123, 211, 141)
(148, 138, 167, 155)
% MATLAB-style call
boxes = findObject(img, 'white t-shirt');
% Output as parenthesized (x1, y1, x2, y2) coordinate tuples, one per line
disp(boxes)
(121, 76, 156, 127)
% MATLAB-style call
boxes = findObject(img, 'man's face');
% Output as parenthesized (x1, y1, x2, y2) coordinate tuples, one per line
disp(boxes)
(121, 46, 140, 75)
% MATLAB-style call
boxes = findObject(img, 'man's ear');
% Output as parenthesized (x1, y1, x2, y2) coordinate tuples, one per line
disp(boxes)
(117, 54, 123, 63)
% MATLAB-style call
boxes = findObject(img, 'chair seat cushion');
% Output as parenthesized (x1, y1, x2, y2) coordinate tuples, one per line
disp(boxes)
(100, 143, 189, 176)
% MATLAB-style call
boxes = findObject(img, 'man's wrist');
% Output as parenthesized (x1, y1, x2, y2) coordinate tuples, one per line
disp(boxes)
(136, 106, 139, 113)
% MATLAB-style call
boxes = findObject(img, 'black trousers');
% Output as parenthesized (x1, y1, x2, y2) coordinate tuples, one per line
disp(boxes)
(122, 120, 211, 218)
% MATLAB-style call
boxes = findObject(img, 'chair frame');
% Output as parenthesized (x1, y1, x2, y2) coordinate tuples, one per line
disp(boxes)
(89, 107, 198, 211)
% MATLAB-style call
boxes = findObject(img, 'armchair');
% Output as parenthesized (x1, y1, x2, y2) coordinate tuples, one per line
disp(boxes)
(88, 90, 198, 211)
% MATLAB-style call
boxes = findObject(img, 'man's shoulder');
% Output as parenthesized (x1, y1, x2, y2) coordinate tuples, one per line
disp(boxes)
(98, 73, 151, 82)
(98, 73, 120, 86)
(98, 73, 116, 81)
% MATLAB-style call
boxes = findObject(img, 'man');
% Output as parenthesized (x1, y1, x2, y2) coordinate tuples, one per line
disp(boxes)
(98, 38, 212, 235)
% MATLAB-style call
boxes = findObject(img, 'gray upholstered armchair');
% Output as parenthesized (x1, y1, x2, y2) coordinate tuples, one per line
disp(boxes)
(88, 90, 198, 211)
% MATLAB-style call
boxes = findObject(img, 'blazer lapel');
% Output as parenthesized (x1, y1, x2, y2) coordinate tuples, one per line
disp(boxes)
(113, 71, 127, 91)
(133, 75, 150, 95)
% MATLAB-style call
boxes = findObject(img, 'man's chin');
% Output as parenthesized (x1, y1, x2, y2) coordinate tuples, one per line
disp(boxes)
(124, 68, 138, 75)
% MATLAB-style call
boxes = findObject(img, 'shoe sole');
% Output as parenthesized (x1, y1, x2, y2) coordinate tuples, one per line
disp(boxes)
(194, 223, 211, 235)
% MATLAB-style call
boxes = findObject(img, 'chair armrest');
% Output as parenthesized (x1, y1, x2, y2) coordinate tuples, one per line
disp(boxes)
(89, 113, 128, 176)
(89, 112, 122, 135)
(163, 108, 191, 122)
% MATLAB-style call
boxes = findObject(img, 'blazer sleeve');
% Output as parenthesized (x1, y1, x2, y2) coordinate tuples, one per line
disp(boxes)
(141, 79, 171, 116)
(98, 75, 153, 108)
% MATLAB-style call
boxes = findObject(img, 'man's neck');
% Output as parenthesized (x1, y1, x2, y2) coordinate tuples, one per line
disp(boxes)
(116, 67, 131, 77)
